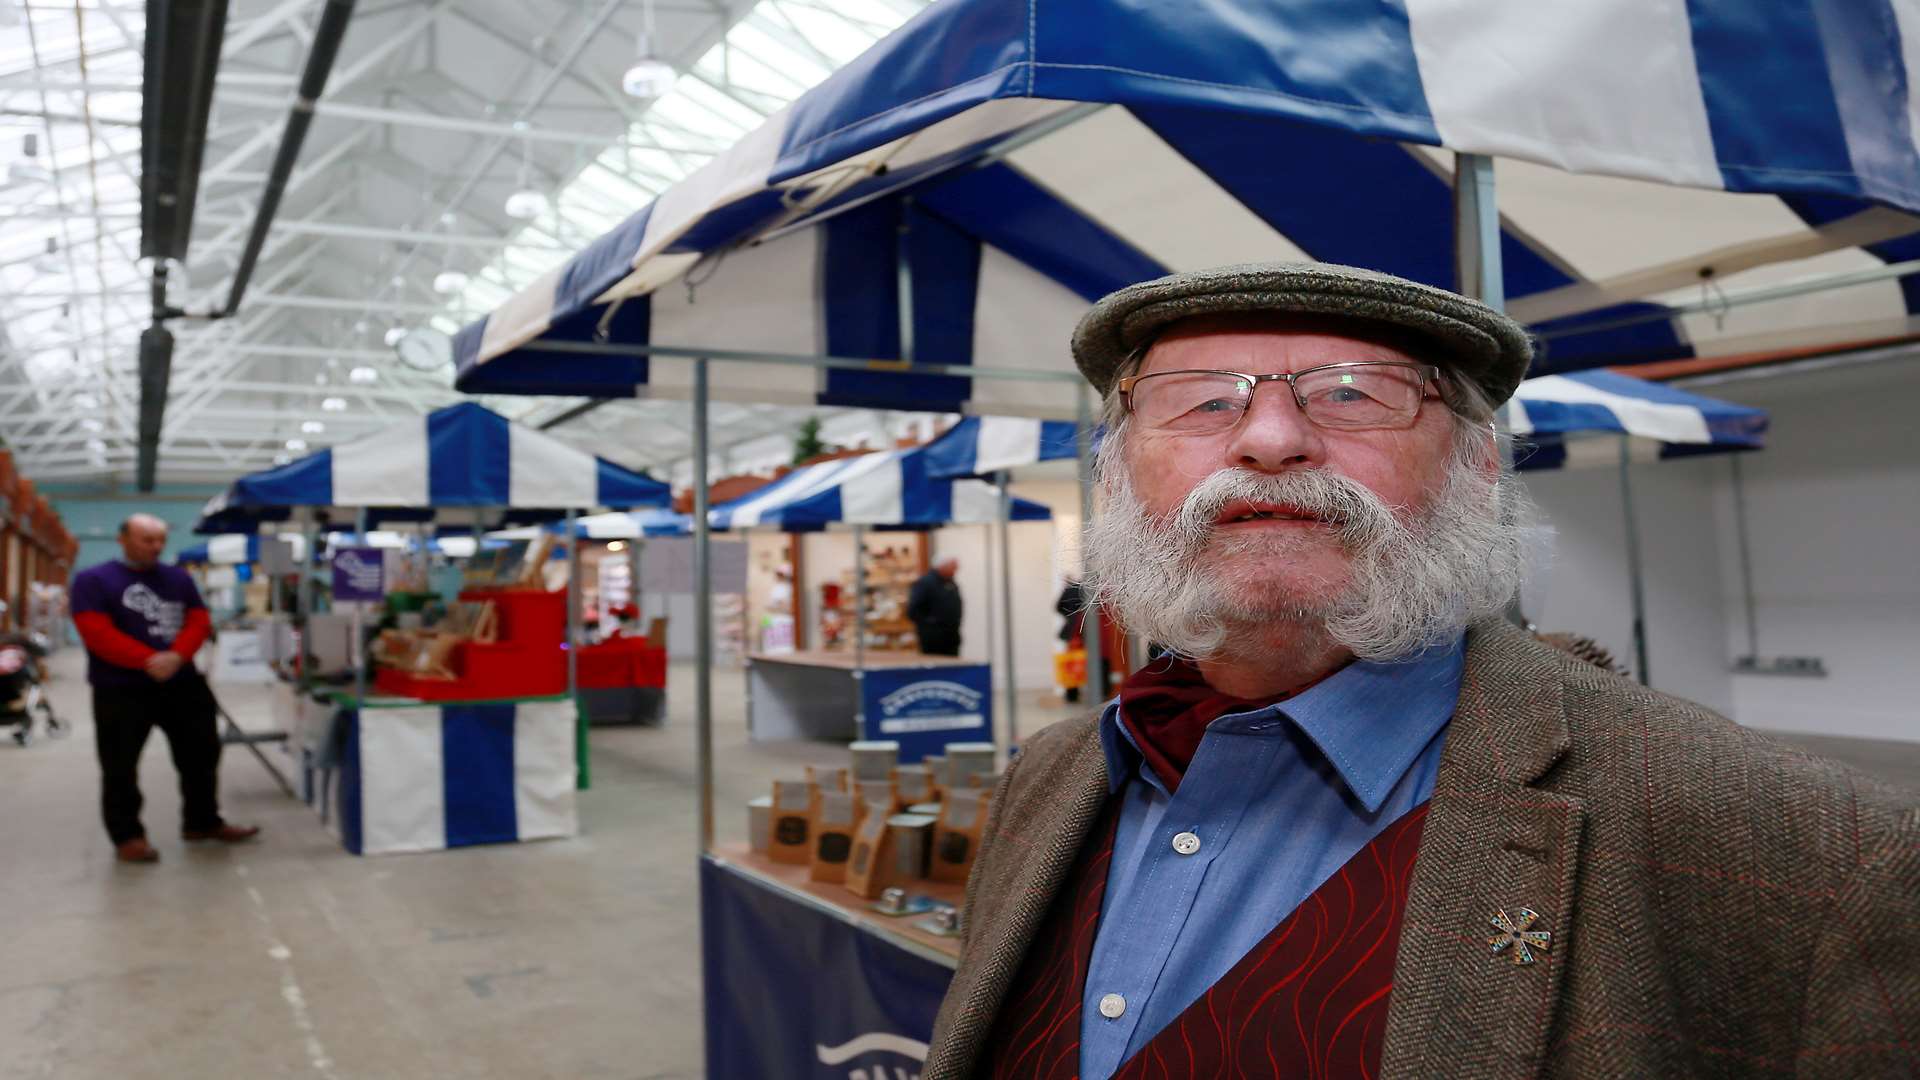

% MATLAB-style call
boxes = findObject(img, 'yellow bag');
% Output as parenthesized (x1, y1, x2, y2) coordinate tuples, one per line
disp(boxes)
(1054, 649, 1086, 689)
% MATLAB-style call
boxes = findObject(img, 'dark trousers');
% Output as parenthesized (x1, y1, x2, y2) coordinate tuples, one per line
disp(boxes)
(916, 623, 962, 657)
(93, 675, 224, 844)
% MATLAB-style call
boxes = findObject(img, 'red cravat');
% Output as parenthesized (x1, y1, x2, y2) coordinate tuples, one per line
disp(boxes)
(1115, 658, 1296, 792)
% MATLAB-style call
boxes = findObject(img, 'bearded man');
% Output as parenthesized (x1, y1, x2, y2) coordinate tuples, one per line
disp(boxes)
(923, 264, 1918, 1079)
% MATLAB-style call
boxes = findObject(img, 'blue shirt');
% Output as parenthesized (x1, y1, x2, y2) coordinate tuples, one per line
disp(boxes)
(1078, 637, 1466, 1079)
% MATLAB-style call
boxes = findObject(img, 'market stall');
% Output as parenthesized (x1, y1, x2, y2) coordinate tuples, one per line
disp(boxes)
(195, 401, 671, 854)
(708, 445, 1049, 759)
(449, 0, 1915, 1069)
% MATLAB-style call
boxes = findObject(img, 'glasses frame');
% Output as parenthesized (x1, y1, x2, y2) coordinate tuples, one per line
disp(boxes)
(1116, 361, 1446, 432)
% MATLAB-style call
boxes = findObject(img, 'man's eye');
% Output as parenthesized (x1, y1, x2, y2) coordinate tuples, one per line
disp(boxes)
(1191, 397, 1238, 413)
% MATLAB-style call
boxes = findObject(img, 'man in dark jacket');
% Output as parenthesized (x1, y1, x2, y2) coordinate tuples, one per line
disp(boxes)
(906, 558, 962, 656)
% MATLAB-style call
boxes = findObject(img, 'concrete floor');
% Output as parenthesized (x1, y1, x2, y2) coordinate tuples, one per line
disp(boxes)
(2, 650, 1913, 1079)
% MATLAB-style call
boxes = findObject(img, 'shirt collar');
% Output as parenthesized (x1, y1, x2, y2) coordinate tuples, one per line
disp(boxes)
(1097, 634, 1465, 813)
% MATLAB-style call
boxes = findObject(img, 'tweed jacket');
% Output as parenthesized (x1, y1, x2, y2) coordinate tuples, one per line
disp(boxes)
(925, 620, 1920, 1079)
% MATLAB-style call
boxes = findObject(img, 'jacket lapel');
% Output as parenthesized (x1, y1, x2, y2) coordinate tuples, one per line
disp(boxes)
(928, 716, 1110, 1078)
(1380, 621, 1588, 1079)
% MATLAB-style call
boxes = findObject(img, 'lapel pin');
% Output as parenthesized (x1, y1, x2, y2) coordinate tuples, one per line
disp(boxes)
(1489, 907, 1553, 966)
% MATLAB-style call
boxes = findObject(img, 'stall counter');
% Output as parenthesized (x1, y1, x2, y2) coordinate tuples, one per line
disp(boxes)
(702, 846, 959, 1079)
(302, 691, 579, 855)
(744, 650, 993, 758)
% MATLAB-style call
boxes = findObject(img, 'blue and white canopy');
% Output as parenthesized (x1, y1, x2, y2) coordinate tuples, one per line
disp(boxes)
(456, 0, 1920, 416)
(196, 402, 670, 533)
(1511, 370, 1767, 470)
(922, 417, 1085, 479)
(176, 533, 311, 565)
(709, 449, 1051, 531)
(531, 508, 695, 540)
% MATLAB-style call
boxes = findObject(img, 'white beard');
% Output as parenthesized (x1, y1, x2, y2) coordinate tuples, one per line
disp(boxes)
(1082, 443, 1533, 663)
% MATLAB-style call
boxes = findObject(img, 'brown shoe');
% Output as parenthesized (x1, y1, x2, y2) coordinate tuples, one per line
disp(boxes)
(182, 824, 261, 844)
(115, 838, 160, 863)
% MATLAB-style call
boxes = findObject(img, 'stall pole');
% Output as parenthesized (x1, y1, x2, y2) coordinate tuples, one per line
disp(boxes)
(693, 358, 715, 854)
(995, 472, 1019, 755)
(1617, 436, 1652, 685)
(629, 537, 645, 628)
(1729, 454, 1762, 660)
(852, 524, 868, 673)
(568, 505, 588, 790)
(352, 509, 369, 706)
(1075, 384, 1103, 704)
(1453, 152, 1531, 628)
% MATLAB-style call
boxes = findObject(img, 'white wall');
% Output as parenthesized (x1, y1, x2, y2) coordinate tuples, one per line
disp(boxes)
(1520, 354, 1920, 742)
(1518, 454, 1736, 716)
(1702, 357, 1920, 741)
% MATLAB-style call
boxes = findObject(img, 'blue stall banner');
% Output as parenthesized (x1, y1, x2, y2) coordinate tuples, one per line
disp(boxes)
(332, 546, 386, 602)
(702, 856, 953, 1080)
(858, 664, 992, 762)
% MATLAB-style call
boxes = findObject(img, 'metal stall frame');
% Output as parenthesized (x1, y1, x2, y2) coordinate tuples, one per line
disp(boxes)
(527, 151, 1509, 857)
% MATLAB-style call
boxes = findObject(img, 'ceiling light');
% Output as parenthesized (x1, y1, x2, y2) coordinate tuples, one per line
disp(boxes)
(321, 396, 348, 412)
(606, 540, 628, 552)
(353, 320, 369, 335)
(623, 43, 676, 99)
(314, 373, 330, 385)
(85, 438, 108, 453)
(348, 366, 379, 385)
(504, 189, 550, 220)
(301, 420, 325, 434)
(81, 418, 103, 433)
(383, 327, 406, 347)
(285, 438, 309, 452)
(433, 270, 470, 295)
(623, 0, 675, 98)
(390, 274, 407, 289)
(273, 453, 293, 466)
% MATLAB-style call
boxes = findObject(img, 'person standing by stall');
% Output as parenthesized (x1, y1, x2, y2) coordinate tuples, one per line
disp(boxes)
(71, 514, 259, 864)
(907, 557, 963, 656)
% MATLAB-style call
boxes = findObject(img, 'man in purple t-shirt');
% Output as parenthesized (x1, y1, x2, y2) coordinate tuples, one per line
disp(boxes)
(71, 514, 259, 863)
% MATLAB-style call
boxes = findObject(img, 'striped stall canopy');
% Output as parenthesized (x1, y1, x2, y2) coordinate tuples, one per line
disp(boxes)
(455, 0, 1920, 416)
(708, 448, 1052, 531)
(195, 402, 670, 533)
(921, 416, 1086, 479)
(1511, 369, 1768, 470)
(493, 508, 695, 541)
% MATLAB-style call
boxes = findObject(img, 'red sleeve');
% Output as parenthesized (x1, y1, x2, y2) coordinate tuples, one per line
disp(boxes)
(74, 611, 159, 670)
(170, 607, 212, 661)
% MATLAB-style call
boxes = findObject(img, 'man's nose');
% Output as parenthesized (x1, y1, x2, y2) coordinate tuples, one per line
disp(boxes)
(1222, 381, 1325, 472)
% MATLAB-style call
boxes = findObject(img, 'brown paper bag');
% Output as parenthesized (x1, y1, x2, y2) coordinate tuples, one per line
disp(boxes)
(768, 780, 811, 865)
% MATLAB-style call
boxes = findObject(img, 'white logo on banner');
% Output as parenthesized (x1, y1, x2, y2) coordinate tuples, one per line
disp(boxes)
(122, 583, 184, 641)
(815, 1032, 928, 1080)
(876, 680, 983, 714)
(336, 550, 384, 594)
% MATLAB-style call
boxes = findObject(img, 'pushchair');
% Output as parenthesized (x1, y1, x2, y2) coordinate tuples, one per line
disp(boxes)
(1, 632, 63, 746)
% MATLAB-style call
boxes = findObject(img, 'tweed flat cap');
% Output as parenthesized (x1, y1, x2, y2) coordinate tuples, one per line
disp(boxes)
(1071, 262, 1534, 406)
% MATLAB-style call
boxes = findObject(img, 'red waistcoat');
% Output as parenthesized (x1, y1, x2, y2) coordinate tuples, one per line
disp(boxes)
(981, 798, 1430, 1079)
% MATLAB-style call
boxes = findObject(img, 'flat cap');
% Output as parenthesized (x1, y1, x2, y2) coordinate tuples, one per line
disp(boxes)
(1071, 262, 1534, 406)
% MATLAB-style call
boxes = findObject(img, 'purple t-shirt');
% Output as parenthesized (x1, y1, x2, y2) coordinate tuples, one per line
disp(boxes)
(70, 560, 206, 688)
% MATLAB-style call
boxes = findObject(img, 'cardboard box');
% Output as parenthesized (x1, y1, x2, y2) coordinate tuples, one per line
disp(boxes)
(768, 780, 812, 865)
(808, 791, 859, 884)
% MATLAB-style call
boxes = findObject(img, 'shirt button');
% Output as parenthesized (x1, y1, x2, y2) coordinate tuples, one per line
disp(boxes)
(1098, 993, 1127, 1019)
(1171, 831, 1201, 856)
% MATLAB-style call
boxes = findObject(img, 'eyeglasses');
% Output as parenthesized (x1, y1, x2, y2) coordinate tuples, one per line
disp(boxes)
(1116, 362, 1444, 434)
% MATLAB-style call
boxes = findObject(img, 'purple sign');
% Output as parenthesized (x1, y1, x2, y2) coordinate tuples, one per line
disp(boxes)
(332, 546, 386, 602)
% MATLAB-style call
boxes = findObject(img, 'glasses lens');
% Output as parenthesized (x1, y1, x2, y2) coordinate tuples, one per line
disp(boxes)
(1294, 365, 1426, 428)
(1130, 372, 1252, 431)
